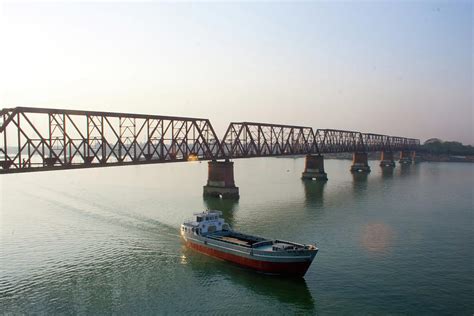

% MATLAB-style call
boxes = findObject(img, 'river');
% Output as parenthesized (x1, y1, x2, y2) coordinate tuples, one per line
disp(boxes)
(1, 158, 473, 314)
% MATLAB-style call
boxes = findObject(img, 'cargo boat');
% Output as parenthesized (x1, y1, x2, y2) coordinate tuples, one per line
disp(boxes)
(181, 210, 318, 276)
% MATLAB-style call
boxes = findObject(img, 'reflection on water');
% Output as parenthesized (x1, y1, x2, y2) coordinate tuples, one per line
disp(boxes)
(352, 172, 368, 197)
(203, 196, 238, 227)
(352, 172, 369, 182)
(399, 163, 412, 177)
(303, 180, 326, 208)
(182, 246, 315, 312)
(360, 222, 394, 255)
(381, 167, 395, 179)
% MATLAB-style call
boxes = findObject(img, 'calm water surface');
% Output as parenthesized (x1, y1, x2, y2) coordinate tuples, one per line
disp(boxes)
(1, 158, 473, 314)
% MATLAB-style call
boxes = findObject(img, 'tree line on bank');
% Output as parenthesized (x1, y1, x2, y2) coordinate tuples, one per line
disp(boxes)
(421, 138, 474, 156)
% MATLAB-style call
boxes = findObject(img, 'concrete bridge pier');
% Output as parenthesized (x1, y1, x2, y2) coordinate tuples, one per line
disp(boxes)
(350, 152, 371, 173)
(380, 151, 396, 168)
(203, 160, 239, 199)
(399, 151, 413, 164)
(302, 154, 328, 181)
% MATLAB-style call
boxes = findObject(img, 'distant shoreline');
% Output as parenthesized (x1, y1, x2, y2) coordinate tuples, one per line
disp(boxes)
(414, 154, 474, 163)
(275, 153, 474, 163)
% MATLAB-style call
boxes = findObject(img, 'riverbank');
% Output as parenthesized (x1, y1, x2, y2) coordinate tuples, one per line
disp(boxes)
(418, 153, 474, 163)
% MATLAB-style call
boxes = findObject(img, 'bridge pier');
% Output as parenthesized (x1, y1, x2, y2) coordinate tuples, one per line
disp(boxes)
(380, 151, 395, 168)
(203, 160, 239, 199)
(399, 151, 413, 164)
(302, 154, 328, 181)
(350, 152, 371, 173)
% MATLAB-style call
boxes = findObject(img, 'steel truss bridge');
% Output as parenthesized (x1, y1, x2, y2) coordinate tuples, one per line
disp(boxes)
(0, 107, 419, 174)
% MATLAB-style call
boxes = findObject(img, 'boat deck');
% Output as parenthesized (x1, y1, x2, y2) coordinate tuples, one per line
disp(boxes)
(207, 232, 265, 248)
(219, 236, 252, 247)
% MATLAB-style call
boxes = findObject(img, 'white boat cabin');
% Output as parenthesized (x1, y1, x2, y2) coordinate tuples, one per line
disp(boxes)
(181, 210, 230, 235)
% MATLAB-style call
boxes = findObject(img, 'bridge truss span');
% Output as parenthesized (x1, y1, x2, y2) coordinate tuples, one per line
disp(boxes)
(0, 107, 420, 174)
(313, 130, 420, 154)
(314, 129, 366, 153)
(361, 133, 393, 152)
(220, 122, 318, 158)
(0, 107, 221, 172)
(388, 136, 420, 152)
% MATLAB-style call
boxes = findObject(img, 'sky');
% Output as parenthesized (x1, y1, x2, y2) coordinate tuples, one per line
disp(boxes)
(0, 1, 472, 143)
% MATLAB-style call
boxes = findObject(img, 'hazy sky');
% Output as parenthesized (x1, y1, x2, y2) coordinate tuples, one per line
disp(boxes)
(0, 1, 472, 143)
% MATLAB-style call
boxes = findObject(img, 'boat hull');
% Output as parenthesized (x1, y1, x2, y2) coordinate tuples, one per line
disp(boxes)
(186, 239, 314, 276)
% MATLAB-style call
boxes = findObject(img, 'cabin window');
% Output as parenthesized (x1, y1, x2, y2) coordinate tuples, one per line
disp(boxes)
(197, 217, 202, 222)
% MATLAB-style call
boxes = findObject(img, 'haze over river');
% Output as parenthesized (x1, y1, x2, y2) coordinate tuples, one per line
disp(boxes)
(1, 158, 473, 314)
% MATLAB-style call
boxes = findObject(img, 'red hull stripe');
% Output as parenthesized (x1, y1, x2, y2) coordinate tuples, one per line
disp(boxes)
(187, 241, 312, 276)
